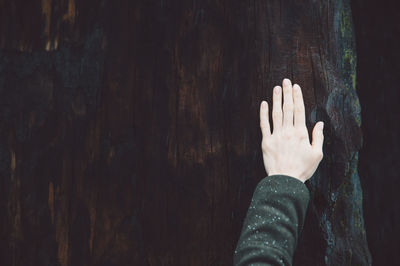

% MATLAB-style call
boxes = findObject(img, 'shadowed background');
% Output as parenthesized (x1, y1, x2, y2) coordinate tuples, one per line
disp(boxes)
(0, 0, 396, 265)
(351, 0, 400, 265)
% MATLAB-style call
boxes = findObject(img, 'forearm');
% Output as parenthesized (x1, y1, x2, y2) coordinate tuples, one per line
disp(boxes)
(233, 175, 310, 266)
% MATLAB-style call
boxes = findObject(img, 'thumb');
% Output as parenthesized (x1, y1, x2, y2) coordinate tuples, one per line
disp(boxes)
(312, 121, 324, 153)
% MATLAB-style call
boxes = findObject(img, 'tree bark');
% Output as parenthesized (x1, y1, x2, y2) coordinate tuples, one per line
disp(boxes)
(0, 0, 372, 265)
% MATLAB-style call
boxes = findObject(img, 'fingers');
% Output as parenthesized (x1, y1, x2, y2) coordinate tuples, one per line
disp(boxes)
(312, 121, 324, 156)
(260, 101, 271, 138)
(293, 84, 306, 129)
(272, 85, 283, 133)
(282, 78, 294, 128)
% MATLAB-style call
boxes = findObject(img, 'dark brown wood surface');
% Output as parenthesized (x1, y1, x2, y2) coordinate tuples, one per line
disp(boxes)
(0, 0, 372, 265)
(351, 0, 400, 265)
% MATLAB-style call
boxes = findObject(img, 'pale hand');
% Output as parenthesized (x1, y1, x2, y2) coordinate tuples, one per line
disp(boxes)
(259, 78, 324, 183)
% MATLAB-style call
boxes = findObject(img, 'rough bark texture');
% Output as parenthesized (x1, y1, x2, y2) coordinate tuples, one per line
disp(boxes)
(0, 0, 372, 265)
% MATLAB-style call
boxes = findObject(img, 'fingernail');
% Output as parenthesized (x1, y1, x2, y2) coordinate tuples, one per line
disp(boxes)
(262, 101, 266, 108)
(319, 122, 324, 129)
(294, 84, 299, 90)
(283, 79, 290, 85)
(274, 86, 280, 93)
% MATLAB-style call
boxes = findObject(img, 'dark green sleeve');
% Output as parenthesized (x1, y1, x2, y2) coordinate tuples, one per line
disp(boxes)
(233, 175, 310, 266)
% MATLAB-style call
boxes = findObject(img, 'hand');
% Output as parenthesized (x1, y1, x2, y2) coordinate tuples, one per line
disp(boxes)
(259, 78, 324, 183)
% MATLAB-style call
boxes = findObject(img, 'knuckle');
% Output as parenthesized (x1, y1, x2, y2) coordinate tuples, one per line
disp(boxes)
(261, 139, 273, 150)
(299, 134, 309, 141)
(298, 127, 308, 136)
(283, 104, 294, 112)
(315, 151, 324, 160)
(261, 141, 268, 152)
(282, 130, 294, 139)
(272, 110, 281, 118)
(295, 104, 304, 112)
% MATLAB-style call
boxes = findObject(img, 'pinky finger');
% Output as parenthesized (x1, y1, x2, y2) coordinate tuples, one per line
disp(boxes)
(260, 101, 271, 138)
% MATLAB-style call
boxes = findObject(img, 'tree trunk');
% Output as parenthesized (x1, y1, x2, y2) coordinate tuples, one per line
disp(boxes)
(0, 0, 372, 265)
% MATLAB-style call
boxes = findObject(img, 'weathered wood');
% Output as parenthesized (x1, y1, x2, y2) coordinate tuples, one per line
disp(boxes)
(0, 0, 371, 265)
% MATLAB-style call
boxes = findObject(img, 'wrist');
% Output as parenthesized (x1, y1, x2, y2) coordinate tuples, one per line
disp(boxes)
(268, 173, 306, 183)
